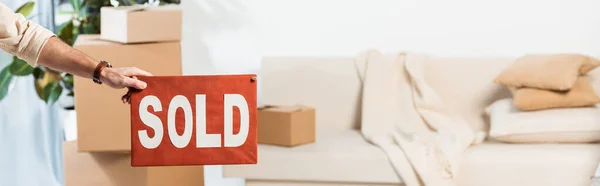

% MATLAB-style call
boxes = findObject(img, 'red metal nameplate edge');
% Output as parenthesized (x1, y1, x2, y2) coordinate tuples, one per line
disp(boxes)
(130, 74, 257, 167)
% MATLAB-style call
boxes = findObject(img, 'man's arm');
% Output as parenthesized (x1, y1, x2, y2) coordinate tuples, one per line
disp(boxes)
(0, 2, 55, 66)
(37, 37, 151, 90)
(0, 2, 151, 98)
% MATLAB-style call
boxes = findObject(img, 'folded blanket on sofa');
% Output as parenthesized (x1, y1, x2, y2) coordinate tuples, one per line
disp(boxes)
(355, 50, 485, 186)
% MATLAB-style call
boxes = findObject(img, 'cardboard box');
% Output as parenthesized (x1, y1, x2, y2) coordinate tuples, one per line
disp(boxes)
(257, 105, 316, 146)
(74, 35, 181, 152)
(100, 5, 182, 44)
(63, 141, 204, 186)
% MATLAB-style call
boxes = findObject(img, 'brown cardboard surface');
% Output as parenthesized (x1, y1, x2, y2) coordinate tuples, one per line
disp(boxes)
(257, 105, 316, 146)
(100, 5, 182, 44)
(74, 34, 181, 152)
(147, 167, 205, 186)
(63, 141, 204, 186)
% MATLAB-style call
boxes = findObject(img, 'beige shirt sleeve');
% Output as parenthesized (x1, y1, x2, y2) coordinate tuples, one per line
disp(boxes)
(0, 2, 56, 67)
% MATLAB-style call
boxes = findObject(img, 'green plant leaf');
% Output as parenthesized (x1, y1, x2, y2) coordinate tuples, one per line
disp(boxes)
(58, 21, 75, 46)
(70, 0, 82, 13)
(34, 69, 61, 102)
(9, 56, 34, 76)
(33, 67, 46, 100)
(63, 74, 74, 89)
(81, 15, 101, 34)
(78, 7, 89, 17)
(81, 0, 89, 7)
(160, 0, 180, 4)
(0, 67, 14, 101)
(42, 81, 63, 104)
(84, 0, 106, 9)
(33, 67, 44, 80)
(15, 2, 35, 17)
(56, 21, 69, 33)
(33, 78, 44, 100)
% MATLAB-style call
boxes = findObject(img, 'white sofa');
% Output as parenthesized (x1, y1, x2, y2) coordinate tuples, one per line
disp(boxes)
(223, 56, 600, 186)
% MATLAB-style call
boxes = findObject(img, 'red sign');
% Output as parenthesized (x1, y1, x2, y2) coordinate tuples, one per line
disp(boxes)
(130, 74, 257, 167)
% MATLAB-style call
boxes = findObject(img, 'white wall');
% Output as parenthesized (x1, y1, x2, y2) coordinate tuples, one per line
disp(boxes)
(181, 0, 600, 185)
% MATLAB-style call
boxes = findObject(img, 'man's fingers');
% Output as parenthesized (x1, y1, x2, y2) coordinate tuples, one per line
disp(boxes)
(122, 77, 148, 89)
(120, 67, 153, 77)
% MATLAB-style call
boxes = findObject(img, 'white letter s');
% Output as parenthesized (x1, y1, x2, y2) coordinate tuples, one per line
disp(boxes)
(138, 95, 164, 149)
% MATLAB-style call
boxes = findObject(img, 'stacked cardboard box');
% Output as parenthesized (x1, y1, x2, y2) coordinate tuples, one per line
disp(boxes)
(68, 5, 203, 186)
(73, 35, 181, 152)
(64, 141, 204, 186)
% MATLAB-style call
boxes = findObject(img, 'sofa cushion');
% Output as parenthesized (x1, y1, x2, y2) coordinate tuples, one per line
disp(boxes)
(494, 54, 600, 91)
(509, 76, 600, 111)
(459, 142, 600, 186)
(222, 130, 402, 184)
(486, 98, 600, 143)
(224, 130, 600, 186)
(422, 55, 600, 133)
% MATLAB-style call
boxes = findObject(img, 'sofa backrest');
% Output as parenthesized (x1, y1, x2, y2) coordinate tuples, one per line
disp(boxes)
(419, 56, 514, 132)
(260, 55, 600, 136)
(260, 57, 362, 136)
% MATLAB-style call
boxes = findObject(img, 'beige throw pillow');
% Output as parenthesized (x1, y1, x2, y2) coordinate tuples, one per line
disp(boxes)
(495, 54, 600, 91)
(509, 76, 600, 111)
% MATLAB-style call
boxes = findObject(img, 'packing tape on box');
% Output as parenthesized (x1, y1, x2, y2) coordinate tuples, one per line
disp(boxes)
(111, 4, 180, 12)
(258, 105, 310, 112)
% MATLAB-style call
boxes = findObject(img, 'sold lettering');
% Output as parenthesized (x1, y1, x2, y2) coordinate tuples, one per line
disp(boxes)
(137, 94, 250, 149)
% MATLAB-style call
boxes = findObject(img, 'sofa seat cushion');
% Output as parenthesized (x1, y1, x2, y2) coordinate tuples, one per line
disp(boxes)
(224, 130, 600, 186)
(222, 130, 402, 184)
(459, 142, 600, 186)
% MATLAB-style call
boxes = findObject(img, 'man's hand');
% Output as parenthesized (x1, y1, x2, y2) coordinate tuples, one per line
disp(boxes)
(99, 67, 153, 89)
(36, 37, 154, 103)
